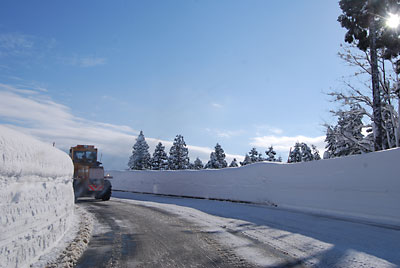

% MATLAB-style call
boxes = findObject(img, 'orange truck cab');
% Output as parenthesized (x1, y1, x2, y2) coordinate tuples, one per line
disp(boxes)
(69, 145, 112, 201)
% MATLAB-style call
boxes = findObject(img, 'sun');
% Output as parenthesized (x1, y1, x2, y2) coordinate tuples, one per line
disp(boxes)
(386, 13, 400, 29)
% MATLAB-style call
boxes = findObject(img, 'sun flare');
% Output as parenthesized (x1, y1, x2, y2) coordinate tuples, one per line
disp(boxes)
(386, 13, 400, 29)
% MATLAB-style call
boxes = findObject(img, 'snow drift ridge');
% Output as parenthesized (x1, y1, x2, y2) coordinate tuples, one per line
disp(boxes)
(0, 125, 74, 268)
(0, 126, 73, 178)
(110, 148, 400, 227)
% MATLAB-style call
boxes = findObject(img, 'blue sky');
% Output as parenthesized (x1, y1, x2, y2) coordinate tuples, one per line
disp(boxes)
(0, 0, 353, 169)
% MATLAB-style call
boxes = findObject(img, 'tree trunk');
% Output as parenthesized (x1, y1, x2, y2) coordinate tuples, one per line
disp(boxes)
(369, 5, 384, 151)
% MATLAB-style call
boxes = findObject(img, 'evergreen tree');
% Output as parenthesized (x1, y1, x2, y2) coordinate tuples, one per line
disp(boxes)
(336, 105, 365, 156)
(151, 142, 168, 170)
(229, 158, 239, 167)
(168, 135, 190, 170)
(338, 0, 400, 150)
(214, 143, 228, 168)
(312, 145, 321, 161)
(188, 162, 195, 170)
(381, 107, 397, 148)
(288, 143, 302, 163)
(205, 143, 228, 169)
(265, 146, 277, 162)
(128, 130, 151, 170)
(240, 154, 252, 166)
(289, 142, 320, 162)
(324, 126, 337, 159)
(328, 44, 400, 151)
(193, 157, 204, 170)
(249, 148, 259, 163)
(326, 104, 372, 158)
(300, 143, 314, 162)
(277, 156, 283, 162)
(338, 0, 400, 58)
(205, 152, 217, 169)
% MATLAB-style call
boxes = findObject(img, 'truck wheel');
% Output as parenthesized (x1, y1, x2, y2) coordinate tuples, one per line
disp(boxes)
(73, 180, 80, 203)
(101, 180, 112, 201)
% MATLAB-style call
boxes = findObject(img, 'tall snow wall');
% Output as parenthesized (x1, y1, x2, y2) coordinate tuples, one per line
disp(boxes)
(0, 126, 74, 268)
(110, 148, 400, 227)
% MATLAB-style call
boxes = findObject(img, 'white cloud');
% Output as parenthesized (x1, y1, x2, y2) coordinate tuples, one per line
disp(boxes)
(211, 102, 223, 108)
(250, 135, 326, 157)
(80, 57, 106, 67)
(254, 124, 283, 136)
(0, 33, 54, 59)
(0, 84, 241, 169)
(0, 33, 34, 56)
(0, 83, 40, 95)
(185, 144, 243, 164)
(0, 32, 104, 68)
(30, 84, 48, 92)
(5, 75, 23, 81)
(144, 138, 243, 165)
(205, 128, 246, 139)
(60, 55, 106, 67)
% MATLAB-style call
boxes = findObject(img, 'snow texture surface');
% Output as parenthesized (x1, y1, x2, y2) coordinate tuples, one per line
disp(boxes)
(114, 192, 400, 268)
(109, 148, 400, 227)
(0, 125, 74, 268)
(32, 206, 94, 268)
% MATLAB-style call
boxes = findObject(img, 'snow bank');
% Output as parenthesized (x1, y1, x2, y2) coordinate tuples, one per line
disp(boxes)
(110, 148, 400, 227)
(114, 193, 400, 268)
(32, 206, 94, 268)
(0, 125, 74, 268)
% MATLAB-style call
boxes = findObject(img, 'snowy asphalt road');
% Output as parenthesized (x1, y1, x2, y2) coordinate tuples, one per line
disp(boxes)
(75, 198, 304, 268)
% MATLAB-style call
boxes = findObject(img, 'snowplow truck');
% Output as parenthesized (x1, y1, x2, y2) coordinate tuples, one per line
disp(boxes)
(70, 145, 112, 201)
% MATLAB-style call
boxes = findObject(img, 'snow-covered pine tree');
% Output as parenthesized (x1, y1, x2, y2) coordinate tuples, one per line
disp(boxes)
(193, 157, 204, 170)
(300, 143, 314, 162)
(168, 135, 190, 170)
(151, 142, 169, 170)
(277, 156, 283, 162)
(324, 126, 337, 159)
(128, 130, 151, 170)
(229, 158, 239, 167)
(240, 154, 252, 166)
(312, 145, 321, 160)
(249, 148, 259, 163)
(205, 143, 227, 169)
(289, 142, 319, 162)
(205, 152, 217, 169)
(265, 146, 277, 162)
(288, 143, 302, 163)
(381, 107, 397, 149)
(327, 43, 400, 151)
(335, 105, 365, 156)
(325, 104, 372, 158)
(338, 0, 400, 150)
(214, 143, 228, 168)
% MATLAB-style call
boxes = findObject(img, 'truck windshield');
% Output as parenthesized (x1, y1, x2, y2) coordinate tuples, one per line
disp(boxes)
(73, 151, 97, 162)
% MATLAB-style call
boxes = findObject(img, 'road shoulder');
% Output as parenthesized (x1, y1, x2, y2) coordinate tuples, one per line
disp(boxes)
(31, 205, 94, 268)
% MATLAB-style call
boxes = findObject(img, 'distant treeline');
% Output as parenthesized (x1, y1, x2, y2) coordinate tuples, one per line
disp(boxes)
(127, 131, 321, 171)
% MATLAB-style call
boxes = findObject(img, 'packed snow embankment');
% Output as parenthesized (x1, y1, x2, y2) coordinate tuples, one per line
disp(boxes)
(0, 126, 74, 268)
(110, 148, 400, 227)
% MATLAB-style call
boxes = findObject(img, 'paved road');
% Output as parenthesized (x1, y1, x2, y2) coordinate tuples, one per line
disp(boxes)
(75, 198, 257, 268)
(75, 198, 306, 268)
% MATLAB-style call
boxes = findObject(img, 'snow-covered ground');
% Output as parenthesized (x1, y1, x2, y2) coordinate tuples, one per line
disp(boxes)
(2, 122, 399, 267)
(30, 206, 94, 268)
(0, 126, 75, 268)
(114, 191, 400, 268)
(109, 148, 400, 227)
